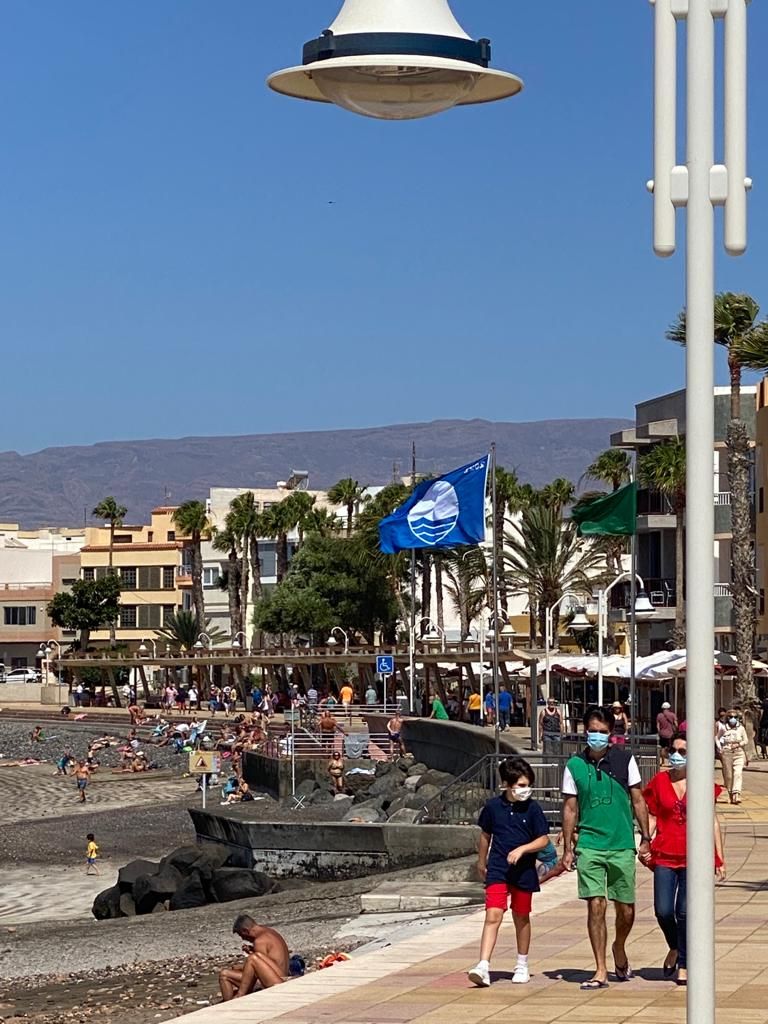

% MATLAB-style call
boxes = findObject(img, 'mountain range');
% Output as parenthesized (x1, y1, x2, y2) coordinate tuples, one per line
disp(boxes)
(0, 418, 631, 529)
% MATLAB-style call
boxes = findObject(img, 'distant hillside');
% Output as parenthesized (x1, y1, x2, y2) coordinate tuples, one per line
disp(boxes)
(0, 418, 631, 528)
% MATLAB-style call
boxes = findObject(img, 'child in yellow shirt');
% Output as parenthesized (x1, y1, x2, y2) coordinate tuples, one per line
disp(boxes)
(86, 833, 100, 875)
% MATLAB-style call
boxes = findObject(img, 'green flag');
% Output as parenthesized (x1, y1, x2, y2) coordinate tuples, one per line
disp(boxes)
(571, 481, 637, 536)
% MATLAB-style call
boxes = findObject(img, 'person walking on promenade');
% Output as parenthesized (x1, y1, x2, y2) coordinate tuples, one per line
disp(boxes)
(642, 732, 725, 986)
(539, 698, 564, 754)
(610, 701, 631, 746)
(468, 757, 550, 988)
(561, 706, 651, 990)
(467, 689, 482, 726)
(656, 702, 678, 757)
(497, 686, 513, 731)
(720, 710, 748, 803)
(484, 689, 496, 727)
(758, 698, 768, 759)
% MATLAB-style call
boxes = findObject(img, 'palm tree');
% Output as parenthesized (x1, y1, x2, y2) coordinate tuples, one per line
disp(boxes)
(171, 501, 210, 629)
(226, 491, 263, 635)
(282, 490, 316, 546)
(639, 440, 686, 647)
(504, 502, 605, 646)
(211, 526, 241, 636)
(493, 467, 520, 614)
(434, 552, 445, 631)
(92, 496, 127, 645)
(668, 293, 768, 703)
(443, 547, 488, 640)
(302, 506, 343, 538)
(261, 500, 294, 582)
(582, 449, 632, 492)
(157, 610, 226, 650)
(539, 478, 576, 516)
(327, 477, 368, 536)
(354, 483, 412, 626)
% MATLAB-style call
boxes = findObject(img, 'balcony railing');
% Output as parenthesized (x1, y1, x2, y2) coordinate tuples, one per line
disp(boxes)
(714, 583, 732, 597)
(714, 492, 732, 506)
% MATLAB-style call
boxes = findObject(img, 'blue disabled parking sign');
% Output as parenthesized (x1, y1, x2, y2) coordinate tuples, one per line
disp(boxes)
(376, 655, 394, 675)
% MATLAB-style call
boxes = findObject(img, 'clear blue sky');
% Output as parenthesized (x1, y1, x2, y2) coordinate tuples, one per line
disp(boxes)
(2, 1, 767, 453)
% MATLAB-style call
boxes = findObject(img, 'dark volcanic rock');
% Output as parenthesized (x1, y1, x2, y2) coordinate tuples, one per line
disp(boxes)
(117, 859, 159, 894)
(168, 871, 208, 911)
(132, 867, 183, 914)
(210, 868, 273, 903)
(92, 884, 122, 920)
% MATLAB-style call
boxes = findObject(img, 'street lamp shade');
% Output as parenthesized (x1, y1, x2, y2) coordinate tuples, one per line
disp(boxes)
(267, 0, 523, 120)
(138, 642, 148, 656)
(231, 637, 241, 648)
(326, 635, 338, 646)
(500, 623, 515, 637)
(634, 590, 656, 620)
(569, 607, 592, 632)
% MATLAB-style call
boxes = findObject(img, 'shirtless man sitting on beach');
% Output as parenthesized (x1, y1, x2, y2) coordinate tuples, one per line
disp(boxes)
(218, 914, 290, 1001)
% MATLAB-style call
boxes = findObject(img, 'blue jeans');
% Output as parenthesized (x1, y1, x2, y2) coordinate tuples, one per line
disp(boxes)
(654, 865, 687, 968)
(498, 709, 511, 730)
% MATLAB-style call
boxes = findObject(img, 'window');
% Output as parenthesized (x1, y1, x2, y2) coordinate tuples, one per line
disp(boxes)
(138, 605, 162, 629)
(120, 567, 137, 590)
(203, 567, 221, 588)
(147, 531, 154, 542)
(62, 578, 76, 586)
(260, 543, 277, 578)
(163, 604, 176, 626)
(162, 567, 175, 589)
(760, 488, 765, 515)
(167, 530, 176, 541)
(3, 606, 37, 626)
(114, 534, 133, 544)
(120, 606, 137, 628)
(82, 567, 95, 581)
(95, 567, 109, 581)
(138, 566, 162, 591)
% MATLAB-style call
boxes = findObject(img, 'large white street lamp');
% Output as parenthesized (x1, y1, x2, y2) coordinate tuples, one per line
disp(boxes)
(544, 592, 590, 703)
(595, 574, 655, 710)
(326, 626, 350, 653)
(39, 639, 62, 704)
(417, 616, 446, 653)
(231, 631, 248, 649)
(268, 0, 523, 121)
(138, 638, 157, 659)
(649, 5, 749, 1015)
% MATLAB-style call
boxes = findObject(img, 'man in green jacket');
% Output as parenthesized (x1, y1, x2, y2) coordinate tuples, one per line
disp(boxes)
(561, 706, 651, 990)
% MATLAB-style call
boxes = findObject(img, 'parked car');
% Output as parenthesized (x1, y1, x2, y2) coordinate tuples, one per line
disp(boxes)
(4, 667, 41, 684)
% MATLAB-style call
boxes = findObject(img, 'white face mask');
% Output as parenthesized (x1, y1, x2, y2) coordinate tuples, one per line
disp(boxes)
(509, 786, 532, 802)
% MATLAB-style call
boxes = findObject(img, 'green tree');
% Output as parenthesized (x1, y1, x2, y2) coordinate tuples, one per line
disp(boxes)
(327, 477, 368, 536)
(253, 533, 398, 643)
(226, 491, 263, 637)
(92, 496, 127, 645)
(354, 482, 412, 626)
(442, 547, 488, 639)
(492, 467, 520, 614)
(156, 610, 226, 651)
(283, 490, 317, 545)
(539, 478, 576, 516)
(301, 506, 343, 538)
(668, 293, 768, 702)
(212, 526, 241, 637)
(639, 440, 686, 647)
(48, 575, 121, 652)
(504, 502, 604, 646)
(171, 501, 211, 628)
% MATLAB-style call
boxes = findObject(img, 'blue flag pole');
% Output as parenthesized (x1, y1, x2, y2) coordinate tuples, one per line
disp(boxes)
(490, 443, 500, 758)
(409, 442, 416, 716)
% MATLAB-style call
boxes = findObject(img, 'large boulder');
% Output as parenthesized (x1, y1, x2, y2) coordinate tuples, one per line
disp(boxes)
(162, 844, 230, 879)
(343, 772, 377, 798)
(415, 769, 455, 791)
(210, 868, 273, 903)
(395, 755, 415, 772)
(368, 771, 406, 798)
(306, 787, 333, 805)
(307, 796, 354, 821)
(119, 893, 137, 917)
(404, 784, 442, 810)
(407, 763, 429, 777)
(343, 802, 385, 823)
(403, 774, 421, 790)
(117, 859, 160, 893)
(387, 807, 426, 824)
(92, 884, 122, 920)
(294, 779, 318, 799)
(133, 867, 183, 915)
(169, 871, 208, 911)
(374, 760, 394, 778)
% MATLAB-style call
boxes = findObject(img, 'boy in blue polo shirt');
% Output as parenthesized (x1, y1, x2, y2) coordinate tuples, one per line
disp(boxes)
(468, 757, 550, 988)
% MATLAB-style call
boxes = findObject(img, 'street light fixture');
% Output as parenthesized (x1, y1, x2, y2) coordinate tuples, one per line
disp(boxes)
(231, 631, 247, 649)
(326, 626, 349, 653)
(268, 0, 523, 121)
(543, 592, 590, 702)
(194, 633, 211, 651)
(138, 638, 157, 659)
(594, 573, 655, 709)
(417, 616, 445, 653)
(39, 639, 63, 704)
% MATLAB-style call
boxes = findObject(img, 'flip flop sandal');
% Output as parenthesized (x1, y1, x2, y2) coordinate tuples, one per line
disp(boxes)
(580, 979, 609, 990)
(663, 958, 679, 979)
(612, 944, 633, 981)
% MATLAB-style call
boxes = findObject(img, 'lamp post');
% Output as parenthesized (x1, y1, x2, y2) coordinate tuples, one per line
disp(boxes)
(231, 631, 247, 649)
(648, 2, 749, 1018)
(544, 593, 591, 702)
(326, 626, 349, 654)
(595, 574, 655, 710)
(417, 616, 446, 653)
(138, 638, 157, 659)
(40, 639, 62, 704)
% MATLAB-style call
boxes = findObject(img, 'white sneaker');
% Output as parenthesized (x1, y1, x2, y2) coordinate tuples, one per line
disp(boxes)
(468, 963, 491, 987)
(512, 964, 530, 984)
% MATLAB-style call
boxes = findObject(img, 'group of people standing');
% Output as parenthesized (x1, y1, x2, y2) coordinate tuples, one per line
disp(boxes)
(469, 704, 726, 991)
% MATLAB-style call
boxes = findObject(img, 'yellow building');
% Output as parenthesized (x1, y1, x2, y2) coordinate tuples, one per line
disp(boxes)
(80, 507, 191, 646)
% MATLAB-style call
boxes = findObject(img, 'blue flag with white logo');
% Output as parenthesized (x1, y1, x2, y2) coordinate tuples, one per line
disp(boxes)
(378, 456, 490, 554)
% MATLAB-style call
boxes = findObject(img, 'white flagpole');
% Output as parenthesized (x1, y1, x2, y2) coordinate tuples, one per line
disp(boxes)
(409, 442, 417, 715)
(490, 444, 500, 758)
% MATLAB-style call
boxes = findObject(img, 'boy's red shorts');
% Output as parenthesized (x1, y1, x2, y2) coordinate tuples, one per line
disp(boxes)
(485, 883, 532, 915)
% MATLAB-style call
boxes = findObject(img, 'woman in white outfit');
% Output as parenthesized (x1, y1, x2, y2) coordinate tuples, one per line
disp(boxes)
(720, 712, 748, 804)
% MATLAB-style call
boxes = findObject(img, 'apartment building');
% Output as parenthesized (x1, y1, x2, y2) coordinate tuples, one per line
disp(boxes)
(0, 524, 84, 668)
(611, 384, 757, 653)
(80, 507, 190, 646)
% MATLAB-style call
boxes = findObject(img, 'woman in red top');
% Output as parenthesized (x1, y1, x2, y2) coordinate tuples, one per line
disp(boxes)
(642, 733, 726, 986)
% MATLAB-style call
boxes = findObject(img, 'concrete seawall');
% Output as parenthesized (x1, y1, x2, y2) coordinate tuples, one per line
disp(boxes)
(189, 811, 478, 881)
(363, 715, 518, 776)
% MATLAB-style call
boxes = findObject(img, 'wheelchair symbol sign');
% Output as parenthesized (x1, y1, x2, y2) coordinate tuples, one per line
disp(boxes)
(376, 655, 394, 675)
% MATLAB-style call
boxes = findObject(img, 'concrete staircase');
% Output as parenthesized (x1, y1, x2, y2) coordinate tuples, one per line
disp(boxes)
(361, 881, 484, 913)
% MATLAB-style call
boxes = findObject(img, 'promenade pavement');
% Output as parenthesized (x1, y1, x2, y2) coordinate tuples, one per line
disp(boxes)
(179, 769, 768, 1024)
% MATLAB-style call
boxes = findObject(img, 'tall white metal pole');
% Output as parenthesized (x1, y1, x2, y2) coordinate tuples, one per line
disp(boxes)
(544, 610, 551, 702)
(685, 1, 716, 1018)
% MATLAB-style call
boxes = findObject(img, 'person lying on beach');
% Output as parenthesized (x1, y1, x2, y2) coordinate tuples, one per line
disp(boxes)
(218, 914, 290, 1001)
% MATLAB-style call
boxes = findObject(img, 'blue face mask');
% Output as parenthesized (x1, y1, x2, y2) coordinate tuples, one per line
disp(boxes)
(668, 752, 687, 769)
(587, 731, 610, 751)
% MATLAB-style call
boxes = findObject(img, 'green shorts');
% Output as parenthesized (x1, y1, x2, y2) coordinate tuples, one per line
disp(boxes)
(576, 847, 636, 904)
